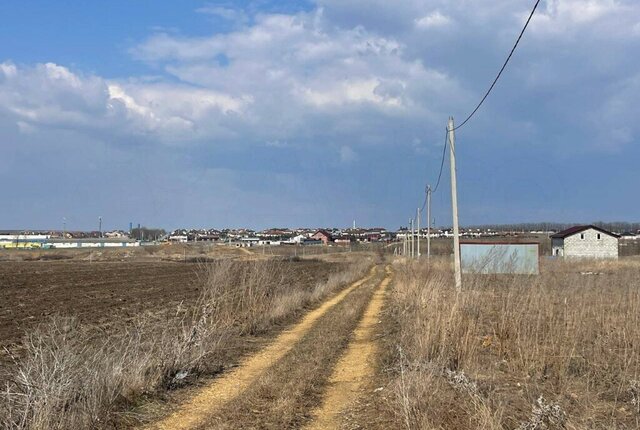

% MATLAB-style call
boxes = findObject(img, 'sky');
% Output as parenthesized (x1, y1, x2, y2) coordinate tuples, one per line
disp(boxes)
(1, 0, 639, 231)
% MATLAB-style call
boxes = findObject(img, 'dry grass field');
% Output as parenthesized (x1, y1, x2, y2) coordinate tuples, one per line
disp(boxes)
(383, 257, 640, 429)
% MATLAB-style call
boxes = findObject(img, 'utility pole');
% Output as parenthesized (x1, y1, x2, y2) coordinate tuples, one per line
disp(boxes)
(417, 207, 421, 259)
(427, 185, 432, 260)
(98, 216, 102, 238)
(403, 227, 407, 257)
(408, 219, 412, 258)
(63, 217, 66, 239)
(410, 218, 414, 259)
(448, 117, 462, 290)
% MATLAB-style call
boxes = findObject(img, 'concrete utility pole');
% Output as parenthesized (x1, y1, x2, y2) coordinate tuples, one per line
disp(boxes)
(417, 207, 421, 258)
(427, 185, 432, 260)
(404, 230, 407, 256)
(448, 117, 462, 290)
(410, 218, 414, 258)
(98, 216, 102, 238)
(405, 227, 408, 257)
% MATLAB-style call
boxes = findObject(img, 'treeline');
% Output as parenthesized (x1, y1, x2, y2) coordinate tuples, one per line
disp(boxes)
(130, 227, 166, 241)
(466, 222, 640, 233)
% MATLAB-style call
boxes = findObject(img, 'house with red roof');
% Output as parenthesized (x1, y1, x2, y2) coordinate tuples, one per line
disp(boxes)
(311, 229, 333, 245)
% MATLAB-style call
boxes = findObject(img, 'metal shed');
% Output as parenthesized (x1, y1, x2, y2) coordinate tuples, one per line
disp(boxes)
(460, 242, 539, 275)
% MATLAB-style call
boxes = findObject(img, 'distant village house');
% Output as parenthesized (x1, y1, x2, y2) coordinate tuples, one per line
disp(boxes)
(311, 230, 333, 245)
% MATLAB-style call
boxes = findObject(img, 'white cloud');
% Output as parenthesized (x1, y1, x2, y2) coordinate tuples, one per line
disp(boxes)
(544, 0, 619, 24)
(130, 9, 463, 147)
(300, 78, 404, 108)
(196, 5, 248, 24)
(107, 84, 154, 118)
(0, 62, 17, 78)
(531, 0, 637, 37)
(0, 61, 252, 144)
(415, 11, 451, 29)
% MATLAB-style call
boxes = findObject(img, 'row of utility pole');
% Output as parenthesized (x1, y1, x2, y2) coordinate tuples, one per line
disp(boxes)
(401, 117, 462, 290)
(400, 188, 431, 260)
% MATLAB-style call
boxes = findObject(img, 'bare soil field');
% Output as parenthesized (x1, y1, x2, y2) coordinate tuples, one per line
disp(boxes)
(0, 243, 249, 264)
(0, 259, 343, 366)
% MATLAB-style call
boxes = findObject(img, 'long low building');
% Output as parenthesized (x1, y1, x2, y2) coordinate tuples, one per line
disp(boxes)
(46, 238, 140, 248)
(0, 237, 139, 249)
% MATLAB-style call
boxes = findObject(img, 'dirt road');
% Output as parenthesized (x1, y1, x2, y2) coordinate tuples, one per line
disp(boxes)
(141, 264, 392, 430)
(304, 265, 392, 429)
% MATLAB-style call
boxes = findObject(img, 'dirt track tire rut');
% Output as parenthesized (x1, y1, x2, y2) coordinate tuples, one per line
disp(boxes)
(304, 265, 392, 430)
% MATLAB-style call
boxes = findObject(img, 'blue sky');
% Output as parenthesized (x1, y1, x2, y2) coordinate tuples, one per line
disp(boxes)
(1, 0, 639, 231)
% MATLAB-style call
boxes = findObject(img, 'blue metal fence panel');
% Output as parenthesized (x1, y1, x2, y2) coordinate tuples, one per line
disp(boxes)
(460, 243, 539, 275)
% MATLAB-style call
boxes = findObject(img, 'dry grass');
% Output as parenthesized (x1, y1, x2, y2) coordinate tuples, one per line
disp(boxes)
(0, 258, 372, 430)
(387, 257, 640, 429)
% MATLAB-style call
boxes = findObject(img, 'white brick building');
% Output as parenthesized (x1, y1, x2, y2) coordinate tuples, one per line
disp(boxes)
(551, 225, 619, 259)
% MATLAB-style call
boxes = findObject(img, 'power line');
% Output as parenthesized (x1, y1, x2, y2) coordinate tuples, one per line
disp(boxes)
(431, 128, 449, 194)
(454, 0, 541, 131)
(421, 127, 448, 212)
(416, 0, 540, 232)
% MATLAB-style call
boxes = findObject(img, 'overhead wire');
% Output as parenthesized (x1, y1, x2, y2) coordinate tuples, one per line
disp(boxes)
(431, 127, 449, 194)
(420, 127, 448, 213)
(414, 0, 540, 228)
(453, 0, 541, 131)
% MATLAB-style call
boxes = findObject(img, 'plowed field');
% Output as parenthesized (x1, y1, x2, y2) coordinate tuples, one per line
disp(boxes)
(0, 259, 338, 364)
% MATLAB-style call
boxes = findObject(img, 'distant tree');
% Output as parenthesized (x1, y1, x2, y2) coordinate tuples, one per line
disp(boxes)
(130, 227, 166, 241)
